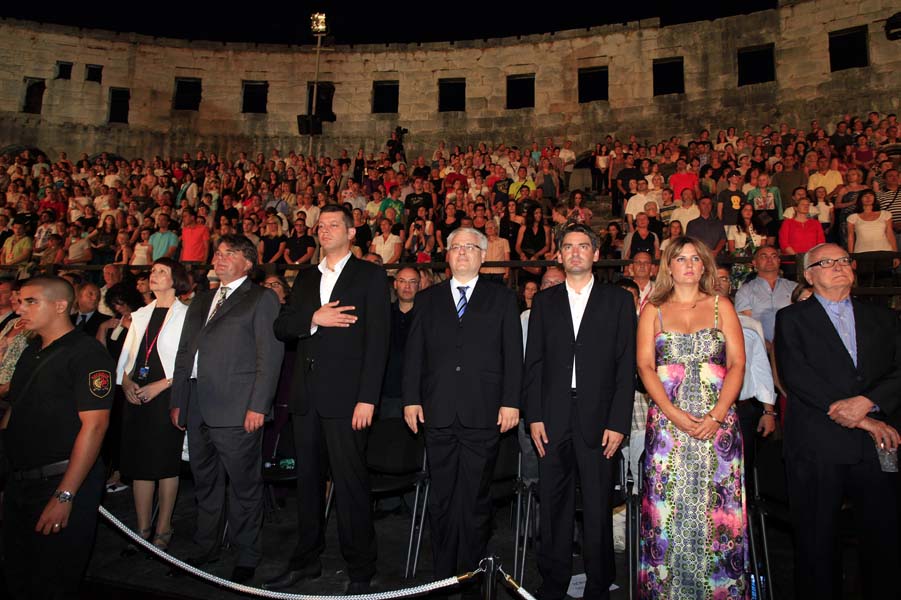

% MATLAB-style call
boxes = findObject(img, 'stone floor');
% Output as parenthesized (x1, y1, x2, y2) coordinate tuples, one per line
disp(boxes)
(4, 473, 811, 600)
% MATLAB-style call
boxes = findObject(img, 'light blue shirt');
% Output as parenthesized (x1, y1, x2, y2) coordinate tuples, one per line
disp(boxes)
(814, 293, 857, 367)
(734, 276, 795, 342)
(738, 316, 775, 405)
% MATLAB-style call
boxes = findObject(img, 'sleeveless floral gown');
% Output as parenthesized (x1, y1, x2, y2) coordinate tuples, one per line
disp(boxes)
(639, 296, 749, 599)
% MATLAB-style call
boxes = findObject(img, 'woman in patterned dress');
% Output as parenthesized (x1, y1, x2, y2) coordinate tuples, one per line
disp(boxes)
(636, 236, 748, 599)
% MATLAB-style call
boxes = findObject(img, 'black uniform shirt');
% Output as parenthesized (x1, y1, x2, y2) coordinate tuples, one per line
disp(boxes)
(5, 329, 114, 470)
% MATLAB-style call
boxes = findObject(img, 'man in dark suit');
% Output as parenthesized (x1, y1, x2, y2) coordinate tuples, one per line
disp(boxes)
(775, 243, 901, 600)
(403, 227, 522, 584)
(71, 282, 110, 338)
(169, 234, 283, 584)
(266, 205, 390, 594)
(523, 223, 635, 600)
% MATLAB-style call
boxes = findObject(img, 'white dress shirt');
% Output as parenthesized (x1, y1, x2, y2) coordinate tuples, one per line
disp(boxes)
(311, 251, 353, 335)
(450, 276, 478, 309)
(192, 276, 247, 378)
(566, 277, 594, 388)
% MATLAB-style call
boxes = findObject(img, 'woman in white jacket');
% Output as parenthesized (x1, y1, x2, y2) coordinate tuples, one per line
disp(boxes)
(116, 258, 191, 553)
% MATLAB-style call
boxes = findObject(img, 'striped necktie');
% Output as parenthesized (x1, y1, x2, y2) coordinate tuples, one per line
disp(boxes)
(206, 286, 229, 324)
(456, 286, 469, 321)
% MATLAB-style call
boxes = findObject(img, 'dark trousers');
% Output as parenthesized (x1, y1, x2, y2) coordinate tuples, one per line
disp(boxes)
(536, 395, 614, 600)
(292, 411, 376, 581)
(425, 420, 500, 579)
(735, 400, 763, 482)
(786, 454, 898, 600)
(2, 461, 104, 600)
(186, 387, 264, 567)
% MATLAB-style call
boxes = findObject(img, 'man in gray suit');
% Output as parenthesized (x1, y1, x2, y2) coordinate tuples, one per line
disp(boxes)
(170, 234, 283, 584)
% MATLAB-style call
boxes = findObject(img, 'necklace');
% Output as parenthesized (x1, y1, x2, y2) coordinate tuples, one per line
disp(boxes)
(673, 296, 703, 309)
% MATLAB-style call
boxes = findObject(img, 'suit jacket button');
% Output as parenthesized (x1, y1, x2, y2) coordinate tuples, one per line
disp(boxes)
(455, 366, 461, 372)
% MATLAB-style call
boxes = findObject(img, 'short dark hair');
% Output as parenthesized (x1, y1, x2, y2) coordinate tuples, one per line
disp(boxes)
(615, 277, 640, 296)
(320, 204, 353, 229)
(22, 275, 75, 310)
(555, 222, 600, 252)
(104, 281, 145, 313)
(153, 257, 193, 296)
(217, 233, 258, 265)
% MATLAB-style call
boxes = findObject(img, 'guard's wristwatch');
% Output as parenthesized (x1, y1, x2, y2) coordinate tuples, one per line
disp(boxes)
(54, 490, 75, 503)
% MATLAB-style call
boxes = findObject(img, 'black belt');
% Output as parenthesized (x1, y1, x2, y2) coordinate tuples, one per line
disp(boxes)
(12, 459, 70, 481)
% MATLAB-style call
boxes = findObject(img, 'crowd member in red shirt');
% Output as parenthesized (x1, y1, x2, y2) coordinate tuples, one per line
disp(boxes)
(668, 158, 700, 201)
(178, 208, 210, 263)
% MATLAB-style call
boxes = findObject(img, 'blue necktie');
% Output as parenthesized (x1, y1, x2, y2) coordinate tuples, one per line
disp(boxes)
(456, 286, 469, 321)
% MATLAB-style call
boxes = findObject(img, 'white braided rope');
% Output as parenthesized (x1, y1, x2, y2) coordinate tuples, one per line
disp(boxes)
(496, 566, 538, 600)
(99, 506, 475, 600)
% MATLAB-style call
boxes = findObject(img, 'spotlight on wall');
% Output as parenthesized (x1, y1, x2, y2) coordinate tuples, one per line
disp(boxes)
(886, 13, 901, 41)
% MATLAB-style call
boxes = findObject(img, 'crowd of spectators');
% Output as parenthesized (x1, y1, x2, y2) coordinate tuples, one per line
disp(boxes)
(0, 111, 898, 292)
(1, 111, 899, 596)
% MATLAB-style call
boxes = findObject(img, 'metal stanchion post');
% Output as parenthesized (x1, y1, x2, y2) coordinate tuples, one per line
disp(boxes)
(480, 556, 499, 600)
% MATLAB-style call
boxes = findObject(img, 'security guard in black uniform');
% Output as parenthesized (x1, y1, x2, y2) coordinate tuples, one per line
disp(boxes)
(1, 275, 114, 599)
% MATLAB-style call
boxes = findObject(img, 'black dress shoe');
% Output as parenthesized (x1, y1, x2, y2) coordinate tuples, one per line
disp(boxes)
(262, 561, 322, 590)
(345, 579, 372, 595)
(231, 566, 256, 584)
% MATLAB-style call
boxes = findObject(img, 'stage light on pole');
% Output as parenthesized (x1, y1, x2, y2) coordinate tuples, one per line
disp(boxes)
(308, 13, 327, 155)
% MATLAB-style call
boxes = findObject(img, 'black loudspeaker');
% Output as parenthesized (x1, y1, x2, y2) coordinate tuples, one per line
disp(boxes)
(297, 115, 323, 135)
(886, 12, 901, 41)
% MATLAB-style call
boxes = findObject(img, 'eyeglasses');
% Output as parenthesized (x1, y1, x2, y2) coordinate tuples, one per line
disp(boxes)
(448, 243, 481, 253)
(263, 281, 283, 289)
(806, 256, 852, 270)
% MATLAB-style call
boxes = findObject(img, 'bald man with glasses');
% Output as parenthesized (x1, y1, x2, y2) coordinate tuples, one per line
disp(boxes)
(776, 243, 901, 600)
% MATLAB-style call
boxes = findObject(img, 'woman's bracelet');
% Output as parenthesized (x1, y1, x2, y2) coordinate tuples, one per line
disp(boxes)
(763, 409, 778, 417)
(706, 413, 723, 425)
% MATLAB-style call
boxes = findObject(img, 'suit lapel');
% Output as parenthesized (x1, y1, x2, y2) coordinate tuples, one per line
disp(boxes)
(574, 276, 602, 344)
(205, 278, 251, 328)
(195, 291, 214, 328)
(328, 256, 359, 303)
(807, 298, 857, 372)
(438, 280, 458, 324)
(553, 282, 576, 344)
(465, 279, 484, 316)
(301, 267, 323, 307)
(851, 299, 869, 373)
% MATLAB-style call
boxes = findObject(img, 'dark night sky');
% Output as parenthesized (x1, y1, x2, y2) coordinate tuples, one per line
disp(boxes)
(2, 2, 777, 45)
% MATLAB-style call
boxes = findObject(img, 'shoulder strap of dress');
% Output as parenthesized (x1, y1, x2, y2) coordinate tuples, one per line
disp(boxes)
(714, 294, 720, 329)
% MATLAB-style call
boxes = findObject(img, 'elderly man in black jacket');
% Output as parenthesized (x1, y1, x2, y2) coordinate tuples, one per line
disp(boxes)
(775, 242, 901, 600)
(403, 226, 522, 584)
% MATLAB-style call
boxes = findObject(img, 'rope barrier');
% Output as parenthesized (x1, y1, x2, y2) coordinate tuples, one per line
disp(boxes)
(496, 566, 538, 600)
(98, 505, 477, 600)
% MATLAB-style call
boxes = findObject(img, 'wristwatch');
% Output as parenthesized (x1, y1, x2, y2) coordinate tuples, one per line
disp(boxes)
(54, 490, 75, 503)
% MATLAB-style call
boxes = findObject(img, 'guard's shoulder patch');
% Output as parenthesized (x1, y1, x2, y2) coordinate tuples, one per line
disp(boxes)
(89, 370, 112, 399)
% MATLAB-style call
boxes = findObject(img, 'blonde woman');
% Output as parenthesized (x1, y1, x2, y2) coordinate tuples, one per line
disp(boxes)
(636, 236, 747, 598)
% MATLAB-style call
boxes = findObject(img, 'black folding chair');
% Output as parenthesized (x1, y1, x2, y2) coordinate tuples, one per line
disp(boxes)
(750, 437, 790, 600)
(514, 448, 628, 588)
(323, 418, 428, 578)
